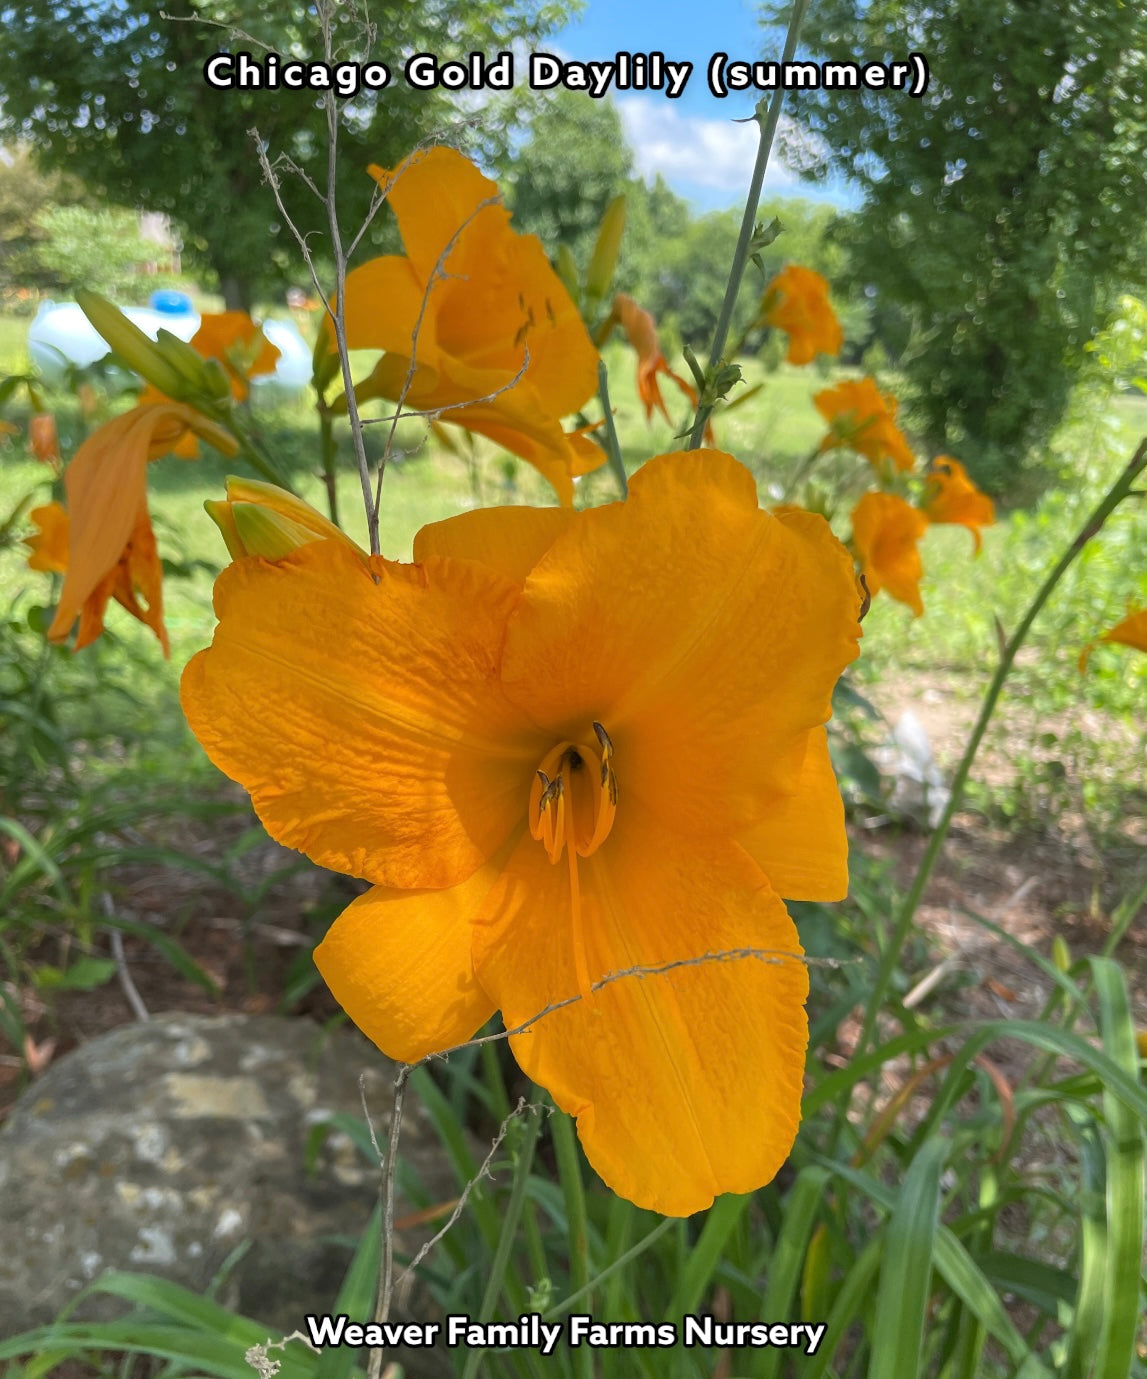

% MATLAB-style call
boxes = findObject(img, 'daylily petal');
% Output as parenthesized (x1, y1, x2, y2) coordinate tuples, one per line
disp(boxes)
(738, 726, 848, 902)
(815, 378, 915, 473)
(851, 491, 928, 617)
(314, 857, 503, 1064)
(471, 813, 809, 1216)
(414, 505, 575, 583)
(180, 540, 547, 888)
(341, 256, 440, 361)
(500, 451, 862, 835)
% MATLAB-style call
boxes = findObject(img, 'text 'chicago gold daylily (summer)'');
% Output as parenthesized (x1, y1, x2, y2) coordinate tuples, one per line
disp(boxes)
(181, 451, 863, 1215)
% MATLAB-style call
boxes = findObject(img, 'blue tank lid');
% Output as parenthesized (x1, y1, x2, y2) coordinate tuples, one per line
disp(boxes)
(150, 289, 194, 315)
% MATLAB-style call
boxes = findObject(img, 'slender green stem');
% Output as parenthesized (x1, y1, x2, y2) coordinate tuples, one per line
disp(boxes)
(857, 437, 1147, 1057)
(544, 1217, 676, 1321)
(461, 1102, 546, 1379)
(686, 0, 811, 450)
(318, 407, 340, 525)
(551, 1106, 593, 1378)
(597, 359, 628, 498)
(782, 441, 825, 500)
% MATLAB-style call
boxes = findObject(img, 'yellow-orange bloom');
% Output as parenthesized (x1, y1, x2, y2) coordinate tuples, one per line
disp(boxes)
(338, 147, 600, 505)
(181, 451, 863, 1215)
(851, 490, 928, 617)
(923, 457, 995, 553)
(815, 378, 915, 474)
(761, 266, 843, 366)
(45, 403, 238, 654)
(1079, 608, 1147, 670)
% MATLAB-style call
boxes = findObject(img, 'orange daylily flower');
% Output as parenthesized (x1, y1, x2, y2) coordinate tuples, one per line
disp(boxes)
(761, 266, 843, 366)
(922, 457, 995, 553)
(1079, 608, 1147, 670)
(44, 402, 238, 654)
(851, 490, 929, 617)
(337, 147, 600, 506)
(181, 450, 863, 1215)
(29, 413, 61, 465)
(815, 378, 915, 474)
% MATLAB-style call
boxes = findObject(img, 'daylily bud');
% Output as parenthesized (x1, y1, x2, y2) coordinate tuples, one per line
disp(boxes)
(554, 243, 581, 309)
(154, 327, 211, 394)
(204, 476, 365, 562)
(1052, 935, 1071, 973)
(76, 290, 193, 401)
(584, 194, 627, 307)
(201, 357, 234, 403)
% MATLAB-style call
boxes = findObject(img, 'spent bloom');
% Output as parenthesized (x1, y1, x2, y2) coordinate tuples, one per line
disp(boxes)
(338, 147, 601, 505)
(851, 490, 928, 617)
(815, 378, 915, 474)
(182, 451, 863, 1215)
(39, 403, 238, 653)
(760, 266, 843, 366)
(922, 457, 995, 553)
(608, 292, 702, 430)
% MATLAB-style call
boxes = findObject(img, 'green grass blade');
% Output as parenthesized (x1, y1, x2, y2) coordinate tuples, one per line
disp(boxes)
(1061, 1126, 1108, 1379)
(751, 1165, 831, 1379)
(666, 1191, 753, 1321)
(867, 1137, 948, 1379)
(315, 1202, 382, 1379)
(814, 1157, 1054, 1378)
(1089, 957, 1145, 1379)
(801, 1234, 883, 1379)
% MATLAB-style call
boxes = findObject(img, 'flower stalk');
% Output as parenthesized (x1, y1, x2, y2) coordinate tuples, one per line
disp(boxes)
(857, 436, 1147, 1056)
(686, 0, 811, 450)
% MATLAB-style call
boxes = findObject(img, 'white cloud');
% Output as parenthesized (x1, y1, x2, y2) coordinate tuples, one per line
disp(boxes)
(618, 98, 802, 199)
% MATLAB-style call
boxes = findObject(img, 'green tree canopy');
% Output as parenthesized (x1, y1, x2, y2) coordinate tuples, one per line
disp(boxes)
(770, 0, 1147, 488)
(0, 0, 571, 310)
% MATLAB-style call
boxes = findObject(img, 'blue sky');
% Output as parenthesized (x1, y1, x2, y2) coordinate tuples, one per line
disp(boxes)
(546, 0, 849, 211)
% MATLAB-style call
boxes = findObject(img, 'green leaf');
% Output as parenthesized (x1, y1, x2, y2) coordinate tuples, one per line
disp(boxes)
(867, 1137, 948, 1379)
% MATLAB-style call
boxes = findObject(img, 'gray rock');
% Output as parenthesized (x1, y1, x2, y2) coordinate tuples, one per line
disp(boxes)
(0, 1014, 457, 1374)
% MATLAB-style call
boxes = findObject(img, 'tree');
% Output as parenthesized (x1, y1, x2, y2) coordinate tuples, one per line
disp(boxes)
(771, 0, 1147, 488)
(496, 92, 635, 269)
(1, 1, 572, 311)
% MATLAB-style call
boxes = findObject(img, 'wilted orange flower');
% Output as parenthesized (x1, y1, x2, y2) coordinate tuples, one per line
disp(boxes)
(851, 490, 928, 617)
(181, 451, 863, 1215)
(1079, 607, 1147, 670)
(29, 413, 60, 465)
(338, 147, 600, 505)
(761, 266, 842, 366)
(44, 403, 237, 653)
(815, 378, 915, 473)
(923, 457, 995, 553)
(609, 292, 699, 423)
